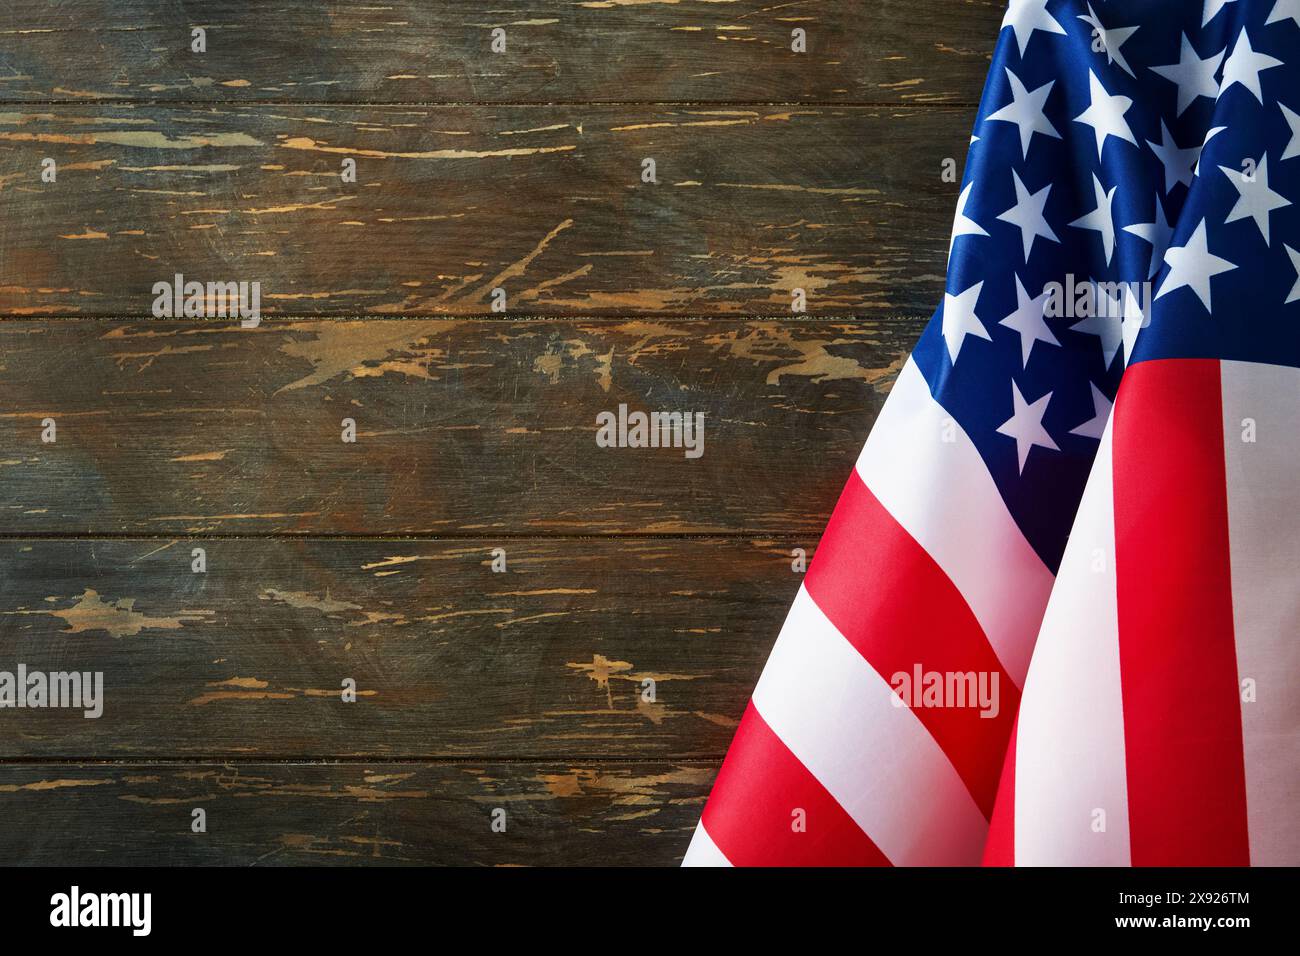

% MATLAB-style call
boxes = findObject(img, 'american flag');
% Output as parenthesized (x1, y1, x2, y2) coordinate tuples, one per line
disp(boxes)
(685, 0, 1299, 867)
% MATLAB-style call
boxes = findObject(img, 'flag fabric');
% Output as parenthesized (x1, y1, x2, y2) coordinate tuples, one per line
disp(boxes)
(684, 0, 1299, 867)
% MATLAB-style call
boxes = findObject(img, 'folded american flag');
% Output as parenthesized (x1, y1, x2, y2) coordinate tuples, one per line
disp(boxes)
(685, 0, 1299, 867)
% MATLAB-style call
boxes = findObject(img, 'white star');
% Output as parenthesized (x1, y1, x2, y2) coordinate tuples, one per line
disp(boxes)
(1070, 173, 1119, 266)
(1123, 195, 1175, 278)
(1285, 245, 1300, 304)
(996, 169, 1060, 261)
(1078, 3, 1139, 77)
(997, 381, 1059, 473)
(1219, 30, 1284, 104)
(1002, 0, 1067, 58)
(941, 280, 991, 364)
(1218, 154, 1291, 245)
(1070, 383, 1113, 440)
(1194, 125, 1228, 177)
(1147, 120, 1200, 193)
(1074, 70, 1137, 159)
(1071, 281, 1126, 369)
(1119, 284, 1148, 363)
(1150, 33, 1226, 116)
(986, 68, 1061, 159)
(1280, 103, 1300, 161)
(1269, 0, 1300, 29)
(1204, 0, 1240, 26)
(998, 274, 1059, 367)
(948, 182, 989, 261)
(1156, 219, 1238, 312)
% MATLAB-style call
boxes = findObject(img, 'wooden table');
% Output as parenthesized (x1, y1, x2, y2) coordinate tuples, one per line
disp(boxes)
(0, 0, 998, 865)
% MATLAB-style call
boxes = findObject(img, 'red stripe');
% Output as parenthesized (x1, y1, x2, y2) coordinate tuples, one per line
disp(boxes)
(701, 702, 891, 867)
(1112, 359, 1249, 866)
(805, 471, 1019, 818)
(982, 716, 1018, 866)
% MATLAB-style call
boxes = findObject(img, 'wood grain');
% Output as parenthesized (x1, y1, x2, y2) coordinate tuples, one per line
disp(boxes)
(0, 761, 712, 865)
(0, 104, 969, 318)
(0, 317, 915, 535)
(0, 537, 807, 759)
(0, 0, 981, 866)
(1, 0, 999, 105)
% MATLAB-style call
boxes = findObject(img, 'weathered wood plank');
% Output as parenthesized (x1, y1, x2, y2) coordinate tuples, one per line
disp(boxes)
(0, 761, 712, 865)
(0, 2, 984, 870)
(0, 0, 999, 106)
(0, 317, 914, 535)
(0, 104, 968, 317)
(0, 537, 804, 759)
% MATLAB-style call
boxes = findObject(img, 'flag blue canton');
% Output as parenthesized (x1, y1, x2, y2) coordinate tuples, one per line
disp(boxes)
(910, 0, 1299, 571)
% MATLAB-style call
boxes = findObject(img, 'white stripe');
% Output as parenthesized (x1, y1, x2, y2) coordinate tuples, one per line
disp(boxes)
(751, 586, 988, 866)
(856, 358, 1053, 686)
(1012, 420, 1131, 865)
(1221, 360, 1300, 866)
(681, 820, 733, 867)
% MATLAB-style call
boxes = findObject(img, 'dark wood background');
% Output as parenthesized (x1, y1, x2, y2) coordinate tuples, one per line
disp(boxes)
(0, 1, 998, 865)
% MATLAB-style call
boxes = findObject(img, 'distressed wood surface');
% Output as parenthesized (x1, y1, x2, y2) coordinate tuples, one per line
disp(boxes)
(0, 317, 914, 535)
(0, 537, 804, 759)
(0, 104, 967, 318)
(0, 761, 712, 865)
(0, 0, 999, 106)
(0, 0, 980, 865)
